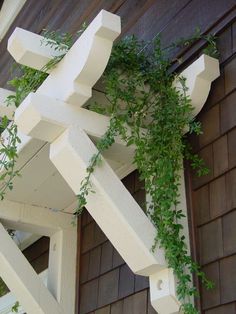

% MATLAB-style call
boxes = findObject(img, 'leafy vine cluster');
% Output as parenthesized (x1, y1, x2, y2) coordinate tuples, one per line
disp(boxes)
(0, 27, 218, 314)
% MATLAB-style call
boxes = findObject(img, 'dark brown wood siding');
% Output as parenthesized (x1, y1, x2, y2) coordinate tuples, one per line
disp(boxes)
(0, 1, 236, 313)
(186, 17, 236, 313)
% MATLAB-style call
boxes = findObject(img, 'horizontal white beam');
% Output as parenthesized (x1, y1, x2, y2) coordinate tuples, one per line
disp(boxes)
(0, 199, 74, 236)
(48, 228, 77, 314)
(14, 92, 135, 164)
(50, 126, 166, 276)
(0, 223, 63, 314)
(8, 27, 66, 73)
(149, 269, 180, 314)
(0, 0, 26, 42)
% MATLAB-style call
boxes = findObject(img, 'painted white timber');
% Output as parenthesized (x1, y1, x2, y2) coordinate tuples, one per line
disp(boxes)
(149, 269, 180, 314)
(0, 270, 48, 314)
(14, 92, 135, 164)
(9, 10, 121, 106)
(50, 126, 166, 275)
(0, 88, 15, 119)
(0, 0, 26, 41)
(0, 223, 62, 314)
(0, 199, 77, 314)
(0, 199, 73, 236)
(48, 227, 77, 314)
(175, 54, 220, 117)
(8, 27, 67, 72)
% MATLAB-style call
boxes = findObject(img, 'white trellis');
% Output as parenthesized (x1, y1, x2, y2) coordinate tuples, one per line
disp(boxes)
(0, 9, 219, 314)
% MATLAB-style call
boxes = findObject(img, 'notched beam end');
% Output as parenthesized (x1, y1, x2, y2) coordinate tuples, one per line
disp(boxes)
(176, 54, 220, 118)
(7, 27, 65, 72)
(149, 269, 181, 314)
(95, 9, 121, 40)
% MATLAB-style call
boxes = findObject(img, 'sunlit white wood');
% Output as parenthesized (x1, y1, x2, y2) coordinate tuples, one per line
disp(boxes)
(175, 54, 220, 117)
(15, 92, 135, 164)
(0, 270, 48, 314)
(149, 269, 180, 314)
(0, 0, 26, 41)
(0, 199, 73, 236)
(8, 27, 66, 72)
(0, 223, 63, 314)
(48, 228, 77, 314)
(50, 126, 166, 275)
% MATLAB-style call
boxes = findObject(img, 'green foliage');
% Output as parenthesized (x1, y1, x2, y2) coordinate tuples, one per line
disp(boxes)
(11, 301, 20, 313)
(78, 34, 218, 313)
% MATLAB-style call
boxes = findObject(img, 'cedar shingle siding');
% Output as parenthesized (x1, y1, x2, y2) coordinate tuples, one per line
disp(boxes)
(187, 17, 236, 313)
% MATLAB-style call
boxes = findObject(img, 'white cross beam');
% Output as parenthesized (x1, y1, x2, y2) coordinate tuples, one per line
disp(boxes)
(0, 200, 77, 314)
(3, 9, 220, 314)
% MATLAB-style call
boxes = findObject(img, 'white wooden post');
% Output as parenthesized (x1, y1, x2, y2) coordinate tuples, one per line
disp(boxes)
(0, 199, 77, 314)
(0, 222, 62, 314)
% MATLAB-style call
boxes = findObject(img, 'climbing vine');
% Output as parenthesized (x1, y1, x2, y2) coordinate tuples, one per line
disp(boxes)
(76, 34, 218, 314)
(0, 27, 218, 314)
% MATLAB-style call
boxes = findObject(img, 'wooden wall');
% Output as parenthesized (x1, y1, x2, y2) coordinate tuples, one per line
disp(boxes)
(1, 1, 236, 313)
(187, 16, 236, 314)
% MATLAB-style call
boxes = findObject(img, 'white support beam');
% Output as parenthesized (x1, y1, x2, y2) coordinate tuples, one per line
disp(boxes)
(8, 27, 66, 72)
(175, 54, 220, 117)
(48, 227, 77, 314)
(0, 222, 63, 314)
(149, 269, 180, 314)
(0, 199, 73, 236)
(0, 0, 26, 42)
(14, 92, 135, 164)
(0, 199, 77, 314)
(50, 126, 166, 276)
(9, 10, 121, 106)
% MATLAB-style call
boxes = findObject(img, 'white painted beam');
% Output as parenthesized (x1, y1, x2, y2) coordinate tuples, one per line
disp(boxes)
(38, 9, 120, 105)
(8, 10, 121, 106)
(50, 126, 166, 276)
(149, 269, 180, 314)
(0, 222, 63, 314)
(48, 227, 77, 314)
(8, 27, 66, 72)
(0, 0, 26, 42)
(14, 92, 135, 164)
(0, 199, 73, 236)
(175, 54, 220, 117)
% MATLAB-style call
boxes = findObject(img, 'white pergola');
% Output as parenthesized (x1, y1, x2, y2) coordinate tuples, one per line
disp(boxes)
(0, 10, 219, 314)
